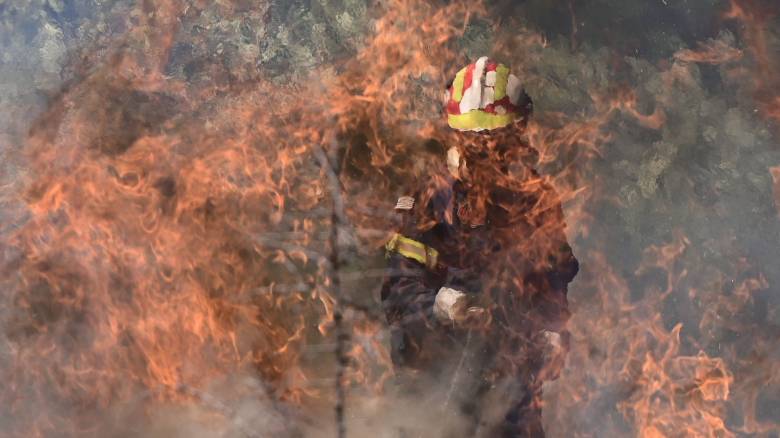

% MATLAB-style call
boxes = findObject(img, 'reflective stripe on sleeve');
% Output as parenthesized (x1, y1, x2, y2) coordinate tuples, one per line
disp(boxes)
(385, 233, 439, 270)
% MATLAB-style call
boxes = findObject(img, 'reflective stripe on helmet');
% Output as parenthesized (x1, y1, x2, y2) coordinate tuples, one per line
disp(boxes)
(493, 64, 510, 100)
(447, 110, 515, 131)
(459, 56, 488, 114)
(451, 67, 466, 103)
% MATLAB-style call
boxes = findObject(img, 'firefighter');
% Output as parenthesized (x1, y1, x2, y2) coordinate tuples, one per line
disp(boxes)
(381, 56, 579, 437)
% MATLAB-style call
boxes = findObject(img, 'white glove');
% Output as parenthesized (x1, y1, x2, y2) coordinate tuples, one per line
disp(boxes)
(537, 330, 565, 381)
(433, 287, 468, 323)
(540, 330, 563, 362)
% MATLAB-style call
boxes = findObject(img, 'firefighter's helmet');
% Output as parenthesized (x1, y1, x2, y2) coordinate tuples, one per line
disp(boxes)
(445, 56, 529, 132)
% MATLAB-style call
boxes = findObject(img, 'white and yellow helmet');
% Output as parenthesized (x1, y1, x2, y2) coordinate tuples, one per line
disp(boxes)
(445, 56, 530, 132)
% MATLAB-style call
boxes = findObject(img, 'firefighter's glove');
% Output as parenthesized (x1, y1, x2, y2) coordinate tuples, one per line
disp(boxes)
(433, 287, 490, 328)
(535, 330, 566, 381)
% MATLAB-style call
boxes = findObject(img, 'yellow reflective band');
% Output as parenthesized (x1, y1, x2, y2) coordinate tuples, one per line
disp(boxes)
(385, 233, 439, 270)
(452, 67, 467, 102)
(493, 64, 510, 100)
(448, 110, 515, 131)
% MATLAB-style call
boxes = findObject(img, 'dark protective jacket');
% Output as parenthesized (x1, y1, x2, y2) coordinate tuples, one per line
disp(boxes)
(380, 142, 579, 373)
(382, 142, 578, 365)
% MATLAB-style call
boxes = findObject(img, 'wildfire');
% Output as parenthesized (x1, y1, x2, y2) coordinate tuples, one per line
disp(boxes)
(724, 0, 780, 124)
(1, 0, 779, 436)
(673, 37, 743, 65)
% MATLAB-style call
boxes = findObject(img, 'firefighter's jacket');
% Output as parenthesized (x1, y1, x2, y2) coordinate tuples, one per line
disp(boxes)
(380, 148, 579, 373)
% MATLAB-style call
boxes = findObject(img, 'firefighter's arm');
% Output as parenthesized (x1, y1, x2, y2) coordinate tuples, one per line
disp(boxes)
(380, 252, 439, 366)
